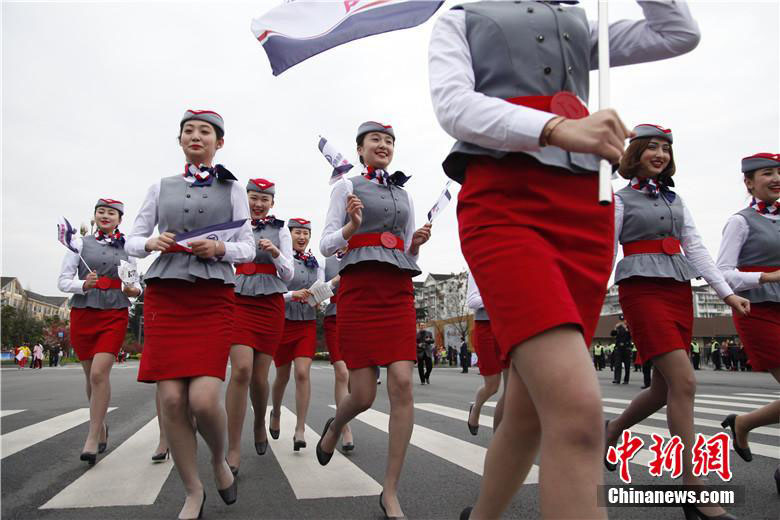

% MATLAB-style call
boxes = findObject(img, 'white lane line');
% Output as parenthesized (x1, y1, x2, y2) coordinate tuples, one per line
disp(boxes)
(268, 406, 381, 499)
(604, 397, 761, 411)
(339, 405, 539, 485)
(40, 418, 173, 508)
(1, 410, 25, 418)
(735, 393, 780, 399)
(697, 394, 775, 404)
(415, 402, 494, 428)
(1, 408, 116, 459)
(602, 407, 779, 438)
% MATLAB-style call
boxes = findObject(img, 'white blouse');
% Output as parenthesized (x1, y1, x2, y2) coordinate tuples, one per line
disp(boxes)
(466, 271, 484, 311)
(58, 236, 139, 294)
(716, 211, 780, 293)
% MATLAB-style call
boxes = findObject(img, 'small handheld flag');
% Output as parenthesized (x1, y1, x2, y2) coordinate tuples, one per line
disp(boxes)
(174, 219, 247, 256)
(427, 181, 453, 223)
(318, 136, 354, 184)
(57, 216, 92, 271)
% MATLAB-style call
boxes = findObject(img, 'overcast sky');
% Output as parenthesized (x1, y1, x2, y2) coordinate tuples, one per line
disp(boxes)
(2, 0, 778, 297)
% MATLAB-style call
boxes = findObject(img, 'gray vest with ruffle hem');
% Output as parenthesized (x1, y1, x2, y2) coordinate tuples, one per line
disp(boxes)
(234, 223, 288, 296)
(615, 186, 698, 284)
(144, 175, 235, 284)
(285, 257, 318, 321)
(339, 176, 421, 277)
(324, 255, 340, 317)
(735, 208, 780, 303)
(71, 236, 131, 309)
(443, 1, 600, 183)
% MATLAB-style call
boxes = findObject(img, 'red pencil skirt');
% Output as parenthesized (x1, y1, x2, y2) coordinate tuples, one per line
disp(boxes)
(323, 315, 343, 363)
(619, 276, 693, 361)
(733, 301, 780, 371)
(337, 261, 417, 370)
(473, 320, 508, 376)
(274, 320, 316, 367)
(231, 293, 285, 356)
(70, 307, 129, 361)
(138, 279, 234, 383)
(458, 155, 613, 362)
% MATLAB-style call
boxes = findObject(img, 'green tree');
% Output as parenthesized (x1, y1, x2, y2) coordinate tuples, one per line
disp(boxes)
(1, 305, 45, 348)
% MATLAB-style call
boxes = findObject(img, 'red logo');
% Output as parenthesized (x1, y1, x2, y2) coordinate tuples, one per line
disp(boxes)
(692, 432, 732, 481)
(606, 430, 644, 483)
(648, 434, 684, 479)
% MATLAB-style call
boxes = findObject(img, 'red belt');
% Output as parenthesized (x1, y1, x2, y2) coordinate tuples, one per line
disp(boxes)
(507, 91, 590, 119)
(235, 263, 277, 275)
(623, 238, 681, 256)
(738, 265, 780, 273)
(348, 232, 404, 251)
(96, 277, 122, 290)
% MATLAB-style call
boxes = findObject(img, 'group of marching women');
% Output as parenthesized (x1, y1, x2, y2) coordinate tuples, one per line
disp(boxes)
(55, 1, 779, 519)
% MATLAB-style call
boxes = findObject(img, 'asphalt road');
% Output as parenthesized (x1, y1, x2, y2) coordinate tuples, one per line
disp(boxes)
(2, 360, 778, 520)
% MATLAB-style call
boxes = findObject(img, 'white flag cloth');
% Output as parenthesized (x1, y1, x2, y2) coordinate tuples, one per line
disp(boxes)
(56, 216, 79, 253)
(173, 219, 247, 258)
(306, 279, 334, 307)
(318, 135, 354, 184)
(117, 260, 141, 290)
(251, 0, 444, 75)
(427, 180, 453, 223)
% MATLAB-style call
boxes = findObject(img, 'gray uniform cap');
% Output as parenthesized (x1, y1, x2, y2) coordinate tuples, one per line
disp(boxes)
(742, 153, 780, 173)
(247, 178, 276, 195)
(95, 198, 124, 215)
(288, 218, 311, 230)
(630, 124, 673, 144)
(181, 109, 225, 136)
(356, 121, 395, 143)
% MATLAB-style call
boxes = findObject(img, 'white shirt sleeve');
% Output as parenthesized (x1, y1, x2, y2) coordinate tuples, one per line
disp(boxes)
(428, 1, 700, 150)
(466, 271, 484, 311)
(126, 181, 161, 258)
(716, 215, 762, 292)
(273, 225, 295, 283)
(223, 182, 256, 264)
(679, 199, 733, 300)
(57, 237, 86, 294)
(320, 179, 352, 257)
(404, 190, 419, 260)
(613, 195, 625, 271)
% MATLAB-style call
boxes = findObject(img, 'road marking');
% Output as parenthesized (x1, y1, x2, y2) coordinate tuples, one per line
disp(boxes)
(414, 402, 494, 428)
(2, 408, 116, 459)
(0, 410, 25, 418)
(339, 405, 539, 485)
(735, 393, 780, 399)
(267, 406, 381, 499)
(602, 407, 779, 438)
(40, 417, 173, 508)
(696, 394, 775, 404)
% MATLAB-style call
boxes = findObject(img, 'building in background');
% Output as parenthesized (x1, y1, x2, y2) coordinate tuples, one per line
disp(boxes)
(600, 283, 731, 318)
(1, 277, 69, 321)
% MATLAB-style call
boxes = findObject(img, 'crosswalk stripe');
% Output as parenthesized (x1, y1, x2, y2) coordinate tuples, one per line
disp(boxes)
(735, 393, 780, 399)
(697, 394, 775, 404)
(603, 397, 761, 411)
(40, 417, 173, 509)
(414, 402, 493, 428)
(1, 407, 116, 459)
(1, 410, 25, 418)
(267, 406, 381, 499)
(337, 405, 539, 485)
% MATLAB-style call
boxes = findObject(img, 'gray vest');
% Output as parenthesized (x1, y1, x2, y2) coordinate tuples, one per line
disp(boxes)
(285, 256, 318, 321)
(234, 223, 288, 296)
(339, 176, 421, 277)
(735, 208, 780, 303)
(71, 236, 131, 309)
(443, 1, 600, 183)
(324, 255, 340, 317)
(615, 186, 698, 284)
(145, 175, 236, 284)
(475, 307, 489, 321)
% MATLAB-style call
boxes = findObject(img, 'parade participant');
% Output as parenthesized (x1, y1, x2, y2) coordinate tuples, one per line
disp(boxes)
(58, 198, 140, 465)
(716, 153, 780, 495)
(323, 254, 354, 451)
(466, 271, 509, 435)
(225, 178, 293, 474)
(604, 124, 749, 520)
(32, 344, 44, 369)
(127, 110, 251, 519)
(429, 1, 706, 517)
(316, 121, 431, 519)
(269, 218, 321, 452)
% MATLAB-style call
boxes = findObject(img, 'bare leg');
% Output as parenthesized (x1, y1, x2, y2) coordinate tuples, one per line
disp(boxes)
(332, 360, 353, 444)
(605, 366, 669, 447)
(733, 367, 780, 451)
(225, 344, 253, 468)
(471, 326, 606, 519)
(81, 353, 114, 453)
(154, 387, 169, 456)
(320, 367, 377, 452)
(292, 357, 312, 440)
(158, 379, 204, 520)
(249, 353, 273, 443)
(80, 360, 93, 401)
(469, 373, 501, 428)
(493, 367, 510, 431)
(188, 376, 234, 491)
(271, 363, 292, 431)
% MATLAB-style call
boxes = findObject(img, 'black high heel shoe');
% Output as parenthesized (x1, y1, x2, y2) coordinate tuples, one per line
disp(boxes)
(316, 417, 335, 466)
(379, 491, 406, 519)
(255, 440, 268, 455)
(467, 404, 479, 436)
(80, 451, 97, 466)
(178, 491, 206, 520)
(720, 414, 752, 462)
(293, 434, 307, 451)
(774, 466, 780, 495)
(151, 449, 170, 462)
(98, 424, 109, 454)
(460, 506, 473, 520)
(269, 410, 280, 440)
(226, 458, 239, 478)
(217, 472, 237, 505)
(681, 504, 736, 520)
(603, 420, 616, 471)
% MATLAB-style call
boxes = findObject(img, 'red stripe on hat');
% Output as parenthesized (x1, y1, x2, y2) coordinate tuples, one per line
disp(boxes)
(99, 198, 123, 204)
(290, 218, 311, 226)
(250, 178, 275, 190)
(186, 109, 222, 118)
(743, 152, 780, 161)
(637, 123, 671, 133)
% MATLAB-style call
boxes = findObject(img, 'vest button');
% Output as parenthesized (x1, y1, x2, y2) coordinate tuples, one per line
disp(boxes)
(184, 229, 189, 232)
(567, 66, 573, 73)
(527, 6, 534, 13)
(536, 35, 544, 42)
(184, 209, 189, 213)
(385, 208, 389, 212)
(654, 203, 659, 207)
(199, 209, 204, 213)
(557, 6, 564, 11)
(186, 194, 191, 198)
(544, 66, 552, 75)
(563, 32, 571, 41)
(203, 194, 208, 198)
(660, 216, 665, 220)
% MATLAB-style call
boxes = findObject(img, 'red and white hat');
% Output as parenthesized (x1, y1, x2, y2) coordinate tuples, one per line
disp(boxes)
(356, 121, 395, 144)
(288, 218, 311, 230)
(742, 153, 780, 173)
(630, 124, 673, 144)
(94, 198, 124, 215)
(180, 109, 225, 137)
(247, 178, 275, 195)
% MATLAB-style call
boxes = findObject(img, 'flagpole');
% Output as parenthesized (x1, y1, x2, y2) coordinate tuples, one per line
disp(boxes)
(598, 0, 612, 205)
(78, 255, 93, 273)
